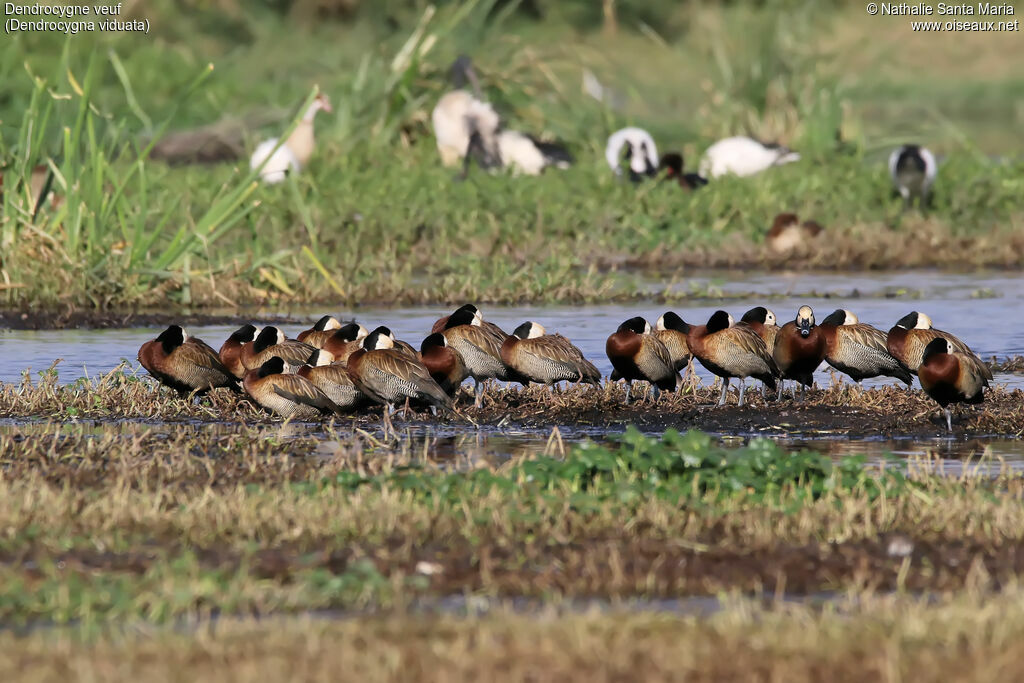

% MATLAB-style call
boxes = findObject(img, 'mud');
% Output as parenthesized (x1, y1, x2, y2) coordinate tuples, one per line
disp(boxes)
(0, 309, 306, 331)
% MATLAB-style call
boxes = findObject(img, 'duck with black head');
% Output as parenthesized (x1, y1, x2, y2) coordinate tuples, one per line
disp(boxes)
(605, 316, 679, 404)
(419, 333, 469, 398)
(219, 323, 260, 380)
(297, 315, 343, 347)
(653, 312, 692, 372)
(885, 312, 990, 381)
(918, 338, 988, 433)
(442, 307, 526, 408)
(817, 309, 912, 386)
(738, 306, 779, 351)
(243, 356, 342, 420)
(772, 306, 826, 401)
(687, 311, 779, 406)
(240, 326, 317, 374)
(295, 349, 366, 411)
(501, 321, 601, 388)
(346, 328, 452, 416)
(320, 322, 369, 366)
(138, 325, 237, 396)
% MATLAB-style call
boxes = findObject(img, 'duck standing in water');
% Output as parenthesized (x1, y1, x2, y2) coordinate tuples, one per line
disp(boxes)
(138, 325, 237, 396)
(772, 306, 826, 401)
(918, 338, 988, 432)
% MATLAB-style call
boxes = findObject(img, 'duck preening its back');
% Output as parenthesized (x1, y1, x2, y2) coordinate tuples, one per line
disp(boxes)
(138, 325, 237, 396)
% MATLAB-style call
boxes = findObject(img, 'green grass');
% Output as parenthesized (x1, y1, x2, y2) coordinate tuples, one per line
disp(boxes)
(1, 420, 1023, 627)
(1, 1, 1022, 309)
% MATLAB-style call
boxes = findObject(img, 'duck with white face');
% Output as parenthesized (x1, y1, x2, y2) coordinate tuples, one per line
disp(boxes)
(918, 338, 988, 433)
(500, 321, 601, 388)
(889, 144, 937, 210)
(772, 306, 826, 401)
(605, 316, 679, 404)
(885, 311, 990, 381)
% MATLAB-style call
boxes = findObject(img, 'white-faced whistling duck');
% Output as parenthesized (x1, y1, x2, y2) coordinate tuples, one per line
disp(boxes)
(240, 326, 317, 374)
(817, 309, 912, 386)
(219, 324, 259, 380)
(346, 328, 452, 415)
(138, 325, 237, 396)
(738, 306, 780, 353)
(772, 305, 826, 400)
(419, 333, 470, 398)
(918, 338, 988, 432)
(606, 316, 678, 404)
(242, 356, 342, 419)
(442, 307, 526, 408)
(431, 304, 510, 341)
(501, 321, 601, 387)
(320, 322, 369, 366)
(295, 349, 366, 410)
(687, 310, 779, 406)
(297, 315, 342, 347)
(886, 312, 991, 381)
(889, 144, 936, 209)
(653, 312, 692, 372)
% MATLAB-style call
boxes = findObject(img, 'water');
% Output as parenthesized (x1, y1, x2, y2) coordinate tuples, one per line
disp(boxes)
(2, 270, 1022, 389)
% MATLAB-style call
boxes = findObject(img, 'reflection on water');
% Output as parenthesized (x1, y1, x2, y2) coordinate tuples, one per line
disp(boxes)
(2, 418, 1022, 476)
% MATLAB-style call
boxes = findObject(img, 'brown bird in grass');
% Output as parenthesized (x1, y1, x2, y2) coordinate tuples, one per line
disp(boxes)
(818, 309, 912, 386)
(432, 304, 510, 341)
(240, 326, 317, 373)
(738, 306, 779, 351)
(321, 322, 370, 366)
(606, 316, 679, 404)
(653, 312, 692, 371)
(766, 213, 823, 253)
(501, 321, 601, 387)
(918, 338, 988, 432)
(442, 307, 526, 408)
(297, 315, 344, 347)
(886, 312, 991, 381)
(773, 305, 826, 400)
(219, 324, 259, 379)
(242, 356, 342, 420)
(419, 333, 470, 397)
(688, 311, 779, 406)
(295, 349, 366, 410)
(346, 329, 453, 414)
(138, 325, 237, 396)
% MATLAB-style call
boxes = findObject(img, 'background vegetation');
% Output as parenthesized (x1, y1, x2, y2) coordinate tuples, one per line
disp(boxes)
(1, 0, 1022, 309)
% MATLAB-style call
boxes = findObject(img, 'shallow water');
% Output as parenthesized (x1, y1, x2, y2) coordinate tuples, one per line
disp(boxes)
(2, 270, 1022, 391)
(3, 417, 1021, 475)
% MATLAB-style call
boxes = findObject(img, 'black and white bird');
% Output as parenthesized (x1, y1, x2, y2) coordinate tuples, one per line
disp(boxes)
(888, 144, 937, 209)
(699, 136, 800, 178)
(431, 56, 572, 178)
(605, 127, 659, 181)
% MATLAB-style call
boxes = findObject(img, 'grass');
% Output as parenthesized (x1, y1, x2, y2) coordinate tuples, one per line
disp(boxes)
(1, 2, 1023, 310)
(1, 418, 1024, 629)
(10, 597, 1024, 681)
(3, 365, 1023, 436)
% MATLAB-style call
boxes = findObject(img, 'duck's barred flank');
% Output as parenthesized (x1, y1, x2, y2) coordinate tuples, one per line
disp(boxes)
(133, 305, 1002, 432)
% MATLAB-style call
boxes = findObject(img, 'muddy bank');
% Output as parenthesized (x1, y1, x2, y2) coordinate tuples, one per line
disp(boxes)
(0, 309, 311, 332)
(3, 379, 1022, 439)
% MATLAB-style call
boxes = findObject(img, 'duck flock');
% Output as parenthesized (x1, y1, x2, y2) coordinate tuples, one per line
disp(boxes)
(138, 304, 991, 432)
(249, 56, 938, 214)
